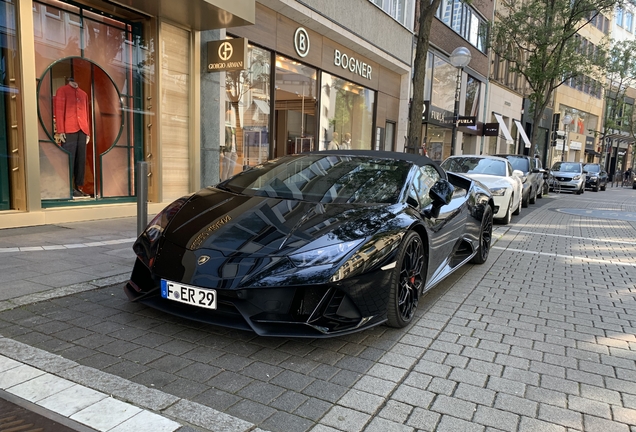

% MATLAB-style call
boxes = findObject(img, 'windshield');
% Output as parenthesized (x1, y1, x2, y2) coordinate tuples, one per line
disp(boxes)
(219, 154, 412, 204)
(552, 162, 582, 173)
(504, 156, 529, 173)
(583, 164, 600, 173)
(441, 157, 507, 177)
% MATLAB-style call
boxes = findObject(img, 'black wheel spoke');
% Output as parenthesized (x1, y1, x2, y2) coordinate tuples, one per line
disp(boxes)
(398, 238, 423, 321)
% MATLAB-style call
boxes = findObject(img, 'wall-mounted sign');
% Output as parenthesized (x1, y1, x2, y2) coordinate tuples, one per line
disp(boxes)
(422, 101, 452, 126)
(457, 116, 476, 127)
(483, 123, 499, 136)
(294, 27, 310, 58)
(207, 38, 248, 72)
(569, 141, 582, 150)
(334, 49, 372, 80)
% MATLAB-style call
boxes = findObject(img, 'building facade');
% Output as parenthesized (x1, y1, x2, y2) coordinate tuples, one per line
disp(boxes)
(417, 0, 492, 162)
(0, 0, 412, 228)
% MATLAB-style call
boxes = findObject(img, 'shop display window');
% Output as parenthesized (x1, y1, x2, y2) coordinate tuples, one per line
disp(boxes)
(221, 43, 271, 181)
(319, 72, 374, 151)
(34, 0, 151, 202)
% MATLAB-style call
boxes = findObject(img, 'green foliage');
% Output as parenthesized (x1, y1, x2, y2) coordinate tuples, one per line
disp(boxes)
(603, 40, 636, 136)
(490, 0, 619, 144)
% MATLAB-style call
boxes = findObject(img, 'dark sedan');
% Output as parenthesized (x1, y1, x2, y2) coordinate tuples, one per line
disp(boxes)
(126, 151, 494, 337)
(583, 163, 608, 192)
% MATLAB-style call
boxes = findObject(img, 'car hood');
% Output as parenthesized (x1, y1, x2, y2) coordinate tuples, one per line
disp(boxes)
(462, 174, 513, 189)
(552, 171, 581, 179)
(163, 187, 397, 258)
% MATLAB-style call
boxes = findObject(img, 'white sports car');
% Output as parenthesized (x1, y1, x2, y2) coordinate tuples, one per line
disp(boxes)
(441, 155, 523, 224)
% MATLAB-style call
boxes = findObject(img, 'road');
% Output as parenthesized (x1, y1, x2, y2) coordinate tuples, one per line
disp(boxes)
(0, 185, 635, 432)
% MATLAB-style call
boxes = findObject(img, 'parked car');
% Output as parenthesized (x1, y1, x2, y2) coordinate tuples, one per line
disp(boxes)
(441, 155, 523, 225)
(583, 163, 608, 192)
(550, 161, 585, 194)
(495, 154, 545, 206)
(126, 151, 494, 337)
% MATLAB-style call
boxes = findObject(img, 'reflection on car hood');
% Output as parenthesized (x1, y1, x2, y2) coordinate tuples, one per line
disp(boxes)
(162, 187, 397, 257)
(461, 173, 514, 189)
(552, 171, 580, 179)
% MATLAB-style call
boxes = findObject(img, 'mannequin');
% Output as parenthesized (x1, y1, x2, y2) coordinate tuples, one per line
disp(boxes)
(54, 77, 91, 197)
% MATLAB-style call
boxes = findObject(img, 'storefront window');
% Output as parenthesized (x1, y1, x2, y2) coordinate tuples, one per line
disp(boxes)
(425, 124, 451, 162)
(319, 72, 375, 151)
(0, 0, 18, 210)
(221, 44, 271, 181)
(273, 55, 316, 158)
(34, 0, 151, 202)
(431, 56, 455, 113)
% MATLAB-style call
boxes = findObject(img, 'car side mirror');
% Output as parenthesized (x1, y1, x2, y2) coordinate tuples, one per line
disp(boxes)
(512, 169, 524, 177)
(429, 179, 454, 207)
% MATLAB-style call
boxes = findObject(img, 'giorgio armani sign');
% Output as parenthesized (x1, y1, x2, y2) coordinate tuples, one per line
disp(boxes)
(207, 38, 248, 72)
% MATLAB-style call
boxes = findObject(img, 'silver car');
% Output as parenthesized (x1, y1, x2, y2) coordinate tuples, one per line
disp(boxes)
(550, 162, 585, 194)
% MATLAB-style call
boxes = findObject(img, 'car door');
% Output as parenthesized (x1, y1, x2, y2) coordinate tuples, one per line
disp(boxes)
(411, 166, 469, 280)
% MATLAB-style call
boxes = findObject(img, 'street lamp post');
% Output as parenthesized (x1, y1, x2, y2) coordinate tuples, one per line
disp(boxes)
(561, 114, 573, 161)
(450, 47, 472, 157)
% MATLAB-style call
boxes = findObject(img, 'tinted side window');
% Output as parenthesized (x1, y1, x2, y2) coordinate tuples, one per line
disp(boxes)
(411, 165, 441, 208)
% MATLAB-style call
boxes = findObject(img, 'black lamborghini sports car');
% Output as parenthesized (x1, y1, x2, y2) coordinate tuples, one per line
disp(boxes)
(125, 151, 494, 337)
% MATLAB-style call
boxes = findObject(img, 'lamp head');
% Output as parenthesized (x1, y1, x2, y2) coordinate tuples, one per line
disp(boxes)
(562, 114, 573, 125)
(450, 47, 472, 68)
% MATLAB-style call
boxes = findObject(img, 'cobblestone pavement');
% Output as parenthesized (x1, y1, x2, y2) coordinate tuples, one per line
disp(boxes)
(0, 187, 635, 432)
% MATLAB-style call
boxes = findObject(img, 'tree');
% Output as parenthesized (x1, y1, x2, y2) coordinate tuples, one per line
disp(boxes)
(489, 0, 618, 151)
(600, 40, 636, 168)
(407, 0, 445, 154)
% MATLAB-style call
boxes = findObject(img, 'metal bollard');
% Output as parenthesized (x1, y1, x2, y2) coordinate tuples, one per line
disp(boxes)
(136, 161, 148, 236)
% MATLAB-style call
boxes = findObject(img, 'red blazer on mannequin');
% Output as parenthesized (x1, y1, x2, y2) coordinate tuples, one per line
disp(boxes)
(54, 83, 90, 135)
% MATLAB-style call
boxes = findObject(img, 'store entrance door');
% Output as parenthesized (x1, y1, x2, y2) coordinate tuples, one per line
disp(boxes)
(274, 55, 317, 157)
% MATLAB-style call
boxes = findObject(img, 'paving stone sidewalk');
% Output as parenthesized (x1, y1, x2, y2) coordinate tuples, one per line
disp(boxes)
(0, 188, 635, 431)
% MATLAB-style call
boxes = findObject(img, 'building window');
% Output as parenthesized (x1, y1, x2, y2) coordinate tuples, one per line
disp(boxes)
(319, 73, 375, 151)
(369, 0, 416, 30)
(616, 7, 624, 27)
(222, 44, 271, 180)
(436, 1, 487, 52)
(626, 12, 633, 32)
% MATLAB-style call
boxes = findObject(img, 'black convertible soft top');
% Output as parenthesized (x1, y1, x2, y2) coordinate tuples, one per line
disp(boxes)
(306, 150, 446, 178)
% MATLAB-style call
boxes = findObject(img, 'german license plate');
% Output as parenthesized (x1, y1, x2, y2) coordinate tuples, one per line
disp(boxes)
(161, 280, 217, 310)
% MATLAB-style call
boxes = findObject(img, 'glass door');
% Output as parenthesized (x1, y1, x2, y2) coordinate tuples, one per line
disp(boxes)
(274, 56, 317, 157)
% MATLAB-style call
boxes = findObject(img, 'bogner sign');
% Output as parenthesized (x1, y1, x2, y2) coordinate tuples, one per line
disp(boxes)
(207, 38, 248, 72)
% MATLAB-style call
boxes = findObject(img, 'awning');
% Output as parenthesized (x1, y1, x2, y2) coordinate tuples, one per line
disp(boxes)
(514, 120, 532, 149)
(585, 149, 601, 156)
(109, 0, 255, 30)
(493, 113, 514, 142)
(254, 99, 270, 115)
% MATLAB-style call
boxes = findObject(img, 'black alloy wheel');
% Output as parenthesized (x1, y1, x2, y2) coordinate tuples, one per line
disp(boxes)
(387, 231, 425, 328)
(471, 205, 493, 264)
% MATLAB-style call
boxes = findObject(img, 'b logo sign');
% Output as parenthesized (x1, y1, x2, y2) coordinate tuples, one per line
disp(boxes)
(294, 27, 310, 58)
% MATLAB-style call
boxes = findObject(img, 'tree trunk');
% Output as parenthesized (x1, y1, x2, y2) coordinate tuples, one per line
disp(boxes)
(407, 0, 443, 154)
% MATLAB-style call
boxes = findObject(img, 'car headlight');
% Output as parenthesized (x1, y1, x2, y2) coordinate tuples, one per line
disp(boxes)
(489, 187, 507, 196)
(572, 175, 581, 180)
(289, 240, 364, 268)
(133, 196, 189, 265)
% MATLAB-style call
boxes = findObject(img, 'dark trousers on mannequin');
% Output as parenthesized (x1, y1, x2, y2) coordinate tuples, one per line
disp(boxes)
(62, 131, 87, 189)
